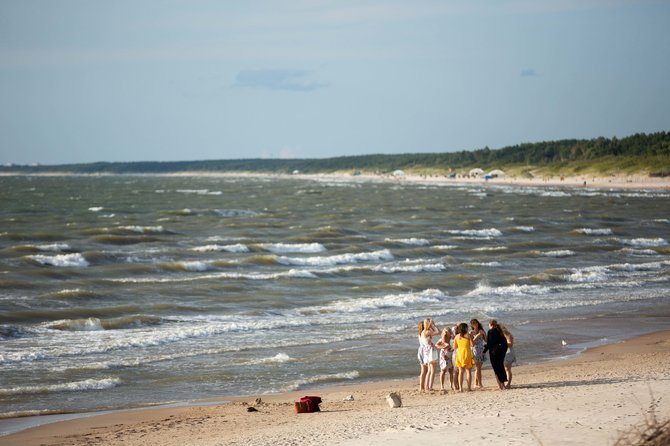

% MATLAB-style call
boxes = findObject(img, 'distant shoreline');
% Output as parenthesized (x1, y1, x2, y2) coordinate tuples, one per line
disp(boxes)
(2, 170, 669, 190)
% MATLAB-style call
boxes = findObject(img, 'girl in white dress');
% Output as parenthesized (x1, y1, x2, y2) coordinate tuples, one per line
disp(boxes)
(435, 327, 454, 391)
(420, 318, 440, 391)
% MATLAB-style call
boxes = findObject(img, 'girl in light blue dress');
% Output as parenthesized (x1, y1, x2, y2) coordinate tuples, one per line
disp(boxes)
(470, 318, 487, 388)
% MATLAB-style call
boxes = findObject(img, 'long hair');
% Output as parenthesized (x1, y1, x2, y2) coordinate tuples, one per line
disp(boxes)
(418, 320, 424, 336)
(441, 327, 451, 343)
(489, 319, 504, 336)
(470, 318, 483, 333)
(457, 322, 469, 336)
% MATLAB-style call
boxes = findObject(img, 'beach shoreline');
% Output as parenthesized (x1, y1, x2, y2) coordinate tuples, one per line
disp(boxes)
(3, 329, 669, 446)
(1, 170, 669, 190)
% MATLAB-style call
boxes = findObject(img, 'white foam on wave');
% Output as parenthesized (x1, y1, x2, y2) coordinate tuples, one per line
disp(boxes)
(47, 317, 104, 331)
(566, 268, 609, 283)
(514, 226, 535, 232)
(618, 248, 659, 256)
(213, 209, 259, 217)
(88, 206, 104, 212)
(467, 283, 552, 297)
(243, 353, 293, 366)
(109, 268, 318, 284)
(192, 244, 250, 253)
(177, 261, 211, 272)
(0, 377, 121, 396)
(540, 190, 571, 197)
(33, 243, 71, 252)
(29, 253, 89, 267)
(464, 261, 502, 267)
(118, 225, 165, 234)
(176, 189, 222, 196)
(259, 243, 326, 254)
(277, 249, 393, 267)
(384, 238, 430, 246)
(303, 289, 445, 314)
(621, 238, 668, 248)
(447, 228, 503, 238)
(564, 260, 669, 283)
(542, 250, 576, 257)
(372, 261, 445, 274)
(473, 246, 508, 252)
(281, 371, 359, 392)
(432, 245, 458, 251)
(575, 228, 613, 236)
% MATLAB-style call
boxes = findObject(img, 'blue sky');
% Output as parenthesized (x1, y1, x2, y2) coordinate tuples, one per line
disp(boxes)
(1, 0, 668, 165)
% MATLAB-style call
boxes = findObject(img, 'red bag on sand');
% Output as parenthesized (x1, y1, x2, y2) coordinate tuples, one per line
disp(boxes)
(294, 401, 309, 414)
(299, 396, 322, 413)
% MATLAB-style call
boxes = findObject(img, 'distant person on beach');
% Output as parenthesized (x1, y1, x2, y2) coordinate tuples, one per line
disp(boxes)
(454, 322, 476, 392)
(470, 318, 487, 389)
(417, 320, 427, 391)
(420, 318, 440, 391)
(435, 327, 454, 391)
(502, 325, 516, 389)
(483, 319, 509, 390)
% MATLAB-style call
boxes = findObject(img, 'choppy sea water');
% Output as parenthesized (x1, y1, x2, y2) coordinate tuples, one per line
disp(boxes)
(1, 175, 669, 419)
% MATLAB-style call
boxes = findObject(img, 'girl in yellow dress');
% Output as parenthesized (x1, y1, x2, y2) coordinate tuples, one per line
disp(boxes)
(454, 322, 476, 392)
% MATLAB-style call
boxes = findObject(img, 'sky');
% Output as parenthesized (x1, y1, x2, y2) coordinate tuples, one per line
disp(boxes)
(1, 0, 669, 165)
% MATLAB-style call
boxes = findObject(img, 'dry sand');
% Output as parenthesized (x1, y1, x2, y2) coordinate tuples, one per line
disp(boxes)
(3, 330, 669, 446)
(295, 172, 670, 190)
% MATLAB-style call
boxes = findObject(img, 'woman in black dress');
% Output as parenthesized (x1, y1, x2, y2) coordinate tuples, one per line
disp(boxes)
(483, 319, 508, 390)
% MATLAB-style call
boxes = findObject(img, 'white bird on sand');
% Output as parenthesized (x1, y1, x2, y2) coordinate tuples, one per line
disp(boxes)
(561, 339, 568, 346)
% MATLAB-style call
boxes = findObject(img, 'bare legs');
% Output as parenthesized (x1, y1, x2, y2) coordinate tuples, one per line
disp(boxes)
(440, 367, 455, 391)
(427, 361, 437, 390)
(457, 367, 472, 392)
(504, 362, 512, 389)
(474, 361, 483, 388)
(419, 364, 428, 391)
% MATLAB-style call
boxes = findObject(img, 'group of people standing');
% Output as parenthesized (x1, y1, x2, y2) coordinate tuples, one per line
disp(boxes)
(418, 318, 516, 392)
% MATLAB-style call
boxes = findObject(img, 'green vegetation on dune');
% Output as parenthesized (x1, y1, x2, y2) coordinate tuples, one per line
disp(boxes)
(2, 131, 669, 177)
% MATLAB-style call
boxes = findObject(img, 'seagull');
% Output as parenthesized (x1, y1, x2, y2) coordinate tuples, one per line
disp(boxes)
(561, 339, 568, 346)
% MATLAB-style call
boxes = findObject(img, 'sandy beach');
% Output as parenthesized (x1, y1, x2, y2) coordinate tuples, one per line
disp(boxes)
(3, 170, 670, 191)
(290, 171, 670, 190)
(3, 330, 669, 446)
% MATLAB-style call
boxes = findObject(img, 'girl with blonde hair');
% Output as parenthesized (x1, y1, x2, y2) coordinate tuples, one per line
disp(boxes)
(417, 320, 428, 391)
(435, 327, 454, 391)
(420, 318, 440, 391)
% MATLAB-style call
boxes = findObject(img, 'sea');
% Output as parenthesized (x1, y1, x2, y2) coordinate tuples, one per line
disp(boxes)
(1, 174, 669, 422)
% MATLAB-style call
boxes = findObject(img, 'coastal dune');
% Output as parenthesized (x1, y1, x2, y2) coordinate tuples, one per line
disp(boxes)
(5, 330, 669, 446)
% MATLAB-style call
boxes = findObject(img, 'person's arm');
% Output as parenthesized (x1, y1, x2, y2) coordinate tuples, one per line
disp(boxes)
(483, 330, 493, 354)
